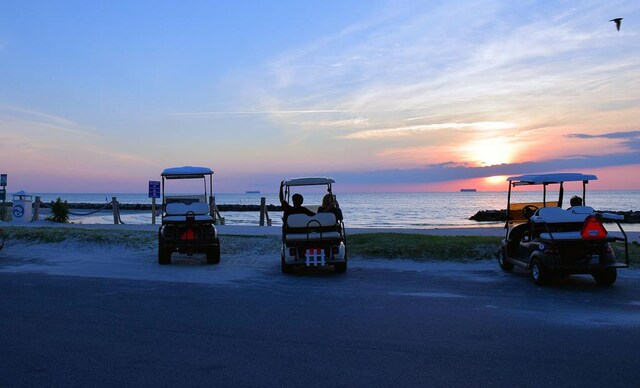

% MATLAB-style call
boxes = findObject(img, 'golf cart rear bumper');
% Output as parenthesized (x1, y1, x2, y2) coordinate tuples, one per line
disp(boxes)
(282, 241, 346, 265)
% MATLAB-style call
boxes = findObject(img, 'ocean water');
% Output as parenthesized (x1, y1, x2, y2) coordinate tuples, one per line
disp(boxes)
(27, 190, 640, 231)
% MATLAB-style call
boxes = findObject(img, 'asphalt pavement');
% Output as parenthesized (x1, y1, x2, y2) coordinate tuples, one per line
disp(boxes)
(1, 246, 640, 387)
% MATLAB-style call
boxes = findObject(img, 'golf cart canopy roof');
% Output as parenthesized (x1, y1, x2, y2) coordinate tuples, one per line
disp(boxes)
(283, 177, 336, 186)
(161, 166, 214, 179)
(507, 173, 597, 186)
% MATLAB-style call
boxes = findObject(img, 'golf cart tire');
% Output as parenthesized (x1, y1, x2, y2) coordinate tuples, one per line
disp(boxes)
(158, 246, 171, 265)
(281, 255, 293, 274)
(498, 247, 514, 272)
(530, 257, 549, 286)
(206, 244, 221, 265)
(593, 268, 617, 286)
(334, 262, 347, 273)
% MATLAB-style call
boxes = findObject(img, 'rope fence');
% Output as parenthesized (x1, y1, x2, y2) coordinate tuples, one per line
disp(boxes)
(29, 195, 275, 226)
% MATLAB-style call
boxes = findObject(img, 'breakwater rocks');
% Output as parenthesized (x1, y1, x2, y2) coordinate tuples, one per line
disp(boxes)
(54, 202, 284, 212)
(470, 209, 640, 223)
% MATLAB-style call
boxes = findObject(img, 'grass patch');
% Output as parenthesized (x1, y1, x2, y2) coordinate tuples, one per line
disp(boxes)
(222, 235, 281, 255)
(612, 241, 640, 266)
(348, 233, 502, 262)
(3, 227, 638, 265)
(3, 227, 156, 248)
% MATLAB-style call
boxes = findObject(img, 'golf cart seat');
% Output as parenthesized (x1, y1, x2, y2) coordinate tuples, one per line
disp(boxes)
(567, 206, 595, 215)
(285, 213, 342, 241)
(533, 206, 605, 240)
(531, 207, 591, 224)
(164, 202, 213, 222)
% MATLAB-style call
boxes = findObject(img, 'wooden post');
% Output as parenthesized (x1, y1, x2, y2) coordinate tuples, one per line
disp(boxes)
(33, 196, 41, 221)
(209, 197, 224, 225)
(151, 197, 156, 225)
(259, 197, 266, 226)
(112, 197, 119, 224)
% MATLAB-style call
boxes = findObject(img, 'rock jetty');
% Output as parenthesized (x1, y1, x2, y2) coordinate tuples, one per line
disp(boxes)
(470, 209, 640, 223)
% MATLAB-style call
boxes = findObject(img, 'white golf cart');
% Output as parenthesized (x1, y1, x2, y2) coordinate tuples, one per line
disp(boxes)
(280, 177, 347, 273)
(498, 173, 629, 285)
(158, 166, 220, 265)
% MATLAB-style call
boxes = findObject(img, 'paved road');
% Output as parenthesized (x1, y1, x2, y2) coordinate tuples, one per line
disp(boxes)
(1, 243, 640, 387)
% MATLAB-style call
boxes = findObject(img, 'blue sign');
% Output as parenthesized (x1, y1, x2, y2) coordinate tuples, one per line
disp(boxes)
(0, 174, 6, 187)
(148, 180, 161, 198)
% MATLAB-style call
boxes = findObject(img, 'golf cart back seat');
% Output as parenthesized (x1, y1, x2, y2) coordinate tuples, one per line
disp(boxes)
(285, 213, 342, 241)
(164, 202, 213, 222)
(532, 206, 601, 240)
(532, 207, 593, 224)
(567, 206, 596, 215)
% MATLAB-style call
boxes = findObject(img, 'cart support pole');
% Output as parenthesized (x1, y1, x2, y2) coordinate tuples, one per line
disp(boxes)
(151, 197, 156, 225)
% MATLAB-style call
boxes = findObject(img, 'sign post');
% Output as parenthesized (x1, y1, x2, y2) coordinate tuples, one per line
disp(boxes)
(0, 174, 6, 221)
(148, 180, 161, 225)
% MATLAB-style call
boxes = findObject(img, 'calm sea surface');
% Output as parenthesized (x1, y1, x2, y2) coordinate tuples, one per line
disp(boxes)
(28, 190, 640, 231)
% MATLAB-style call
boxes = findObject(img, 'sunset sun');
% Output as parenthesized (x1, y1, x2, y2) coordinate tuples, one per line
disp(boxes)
(463, 138, 514, 166)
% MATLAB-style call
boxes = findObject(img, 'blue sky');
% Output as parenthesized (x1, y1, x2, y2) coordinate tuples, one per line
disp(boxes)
(1, 0, 638, 192)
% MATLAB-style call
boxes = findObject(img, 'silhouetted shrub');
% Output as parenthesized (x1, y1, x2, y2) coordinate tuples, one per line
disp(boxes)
(47, 198, 69, 223)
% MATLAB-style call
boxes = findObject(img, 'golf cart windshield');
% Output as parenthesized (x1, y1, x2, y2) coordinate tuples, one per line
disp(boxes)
(281, 177, 336, 213)
(161, 166, 214, 205)
(506, 173, 597, 222)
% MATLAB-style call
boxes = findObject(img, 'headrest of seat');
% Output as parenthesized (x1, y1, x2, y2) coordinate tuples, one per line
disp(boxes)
(568, 206, 595, 215)
(532, 207, 589, 223)
(166, 202, 210, 216)
(287, 213, 337, 228)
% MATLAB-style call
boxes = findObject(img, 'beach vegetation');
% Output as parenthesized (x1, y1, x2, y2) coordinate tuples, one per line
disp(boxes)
(47, 198, 70, 223)
(348, 233, 502, 262)
(4, 227, 155, 248)
(2, 228, 638, 266)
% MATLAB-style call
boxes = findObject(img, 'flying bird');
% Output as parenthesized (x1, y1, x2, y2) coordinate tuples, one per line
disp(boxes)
(610, 18, 623, 31)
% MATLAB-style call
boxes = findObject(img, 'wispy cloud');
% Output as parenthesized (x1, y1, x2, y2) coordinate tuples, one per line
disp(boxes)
(328, 152, 640, 185)
(169, 110, 353, 116)
(568, 130, 640, 140)
(253, 0, 640, 149)
(568, 130, 640, 152)
(0, 104, 95, 136)
(343, 122, 516, 139)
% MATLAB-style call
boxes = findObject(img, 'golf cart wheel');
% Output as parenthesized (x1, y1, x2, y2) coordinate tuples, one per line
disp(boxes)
(281, 255, 293, 274)
(593, 268, 617, 286)
(498, 247, 514, 272)
(530, 258, 549, 286)
(206, 244, 220, 264)
(158, 245, 171, 265)
(334, 261, 347, 273)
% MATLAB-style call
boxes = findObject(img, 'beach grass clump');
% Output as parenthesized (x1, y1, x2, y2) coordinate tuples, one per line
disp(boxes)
(348, 233, 502, 262)
(46, 198, 70, 223)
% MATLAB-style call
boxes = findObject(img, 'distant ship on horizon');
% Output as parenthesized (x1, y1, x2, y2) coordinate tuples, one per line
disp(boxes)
(460, 188, 477, 192)
(245, 190, 261, 194)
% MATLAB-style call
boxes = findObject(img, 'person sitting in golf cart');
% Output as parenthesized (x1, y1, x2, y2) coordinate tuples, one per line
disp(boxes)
(280, 187, 314, 223)
(568, 195, 582, 208)
(318, 193, 343, 221)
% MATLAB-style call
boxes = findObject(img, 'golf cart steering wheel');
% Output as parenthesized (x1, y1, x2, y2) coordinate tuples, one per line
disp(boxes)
(522, 205, 539, 219)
